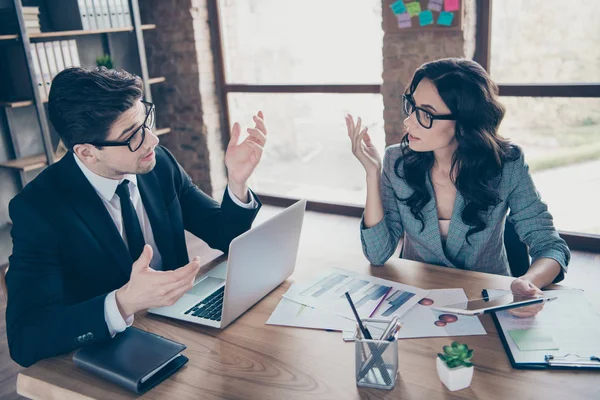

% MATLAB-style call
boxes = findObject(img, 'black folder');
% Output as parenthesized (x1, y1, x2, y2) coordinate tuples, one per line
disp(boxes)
(73, 327, 188, 394)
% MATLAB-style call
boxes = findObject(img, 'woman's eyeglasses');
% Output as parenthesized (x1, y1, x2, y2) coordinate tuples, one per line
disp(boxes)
(402, 94, 456, 129)
(84, 101, 155, 152)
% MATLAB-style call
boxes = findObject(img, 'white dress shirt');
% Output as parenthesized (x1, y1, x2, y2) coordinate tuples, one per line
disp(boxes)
(74, 155, 257, 336)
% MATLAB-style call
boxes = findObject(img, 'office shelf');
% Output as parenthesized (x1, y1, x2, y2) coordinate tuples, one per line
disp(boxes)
(28, 24, 156, 40)
(155, 128, 171, 136)
(148, 76, 166, 85)
(0, 154, 48, 172)
(0, 34, 19, 41)
(0, 101, 34, 108)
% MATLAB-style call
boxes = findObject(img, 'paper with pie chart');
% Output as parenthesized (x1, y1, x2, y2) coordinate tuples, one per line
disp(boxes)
(385, 288, 487, 338)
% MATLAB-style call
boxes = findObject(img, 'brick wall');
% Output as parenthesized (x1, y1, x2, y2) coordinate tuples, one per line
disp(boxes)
(382, 0, 476, 146)
(139, 0, 227, 197)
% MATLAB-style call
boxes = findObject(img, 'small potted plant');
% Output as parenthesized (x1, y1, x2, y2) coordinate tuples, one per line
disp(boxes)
(96, 54, 113, 69)
(436, 341, 474, 391)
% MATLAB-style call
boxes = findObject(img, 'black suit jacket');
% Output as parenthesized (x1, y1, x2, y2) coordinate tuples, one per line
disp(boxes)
(6, 146, 261, 367)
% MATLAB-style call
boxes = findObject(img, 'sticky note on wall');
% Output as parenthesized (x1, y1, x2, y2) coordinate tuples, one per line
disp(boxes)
(397, 12, 412, 28)
(437, 11, 454, 26)
(428, 0, 443, 12)
(444, 0, 460, 12)
(406, 1, 422, 17)
(390, 0, 406, 15)
(419, 10, 433, 26)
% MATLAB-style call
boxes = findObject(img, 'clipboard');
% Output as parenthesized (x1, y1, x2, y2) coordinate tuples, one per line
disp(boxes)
(489, 289, 600, 370)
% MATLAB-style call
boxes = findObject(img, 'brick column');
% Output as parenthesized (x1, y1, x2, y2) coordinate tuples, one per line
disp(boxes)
(382, 0, 477, 146)
(139, 0, 227, 197)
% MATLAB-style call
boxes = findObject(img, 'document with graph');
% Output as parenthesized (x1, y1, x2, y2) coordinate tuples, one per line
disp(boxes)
(282, 268, 427, 320)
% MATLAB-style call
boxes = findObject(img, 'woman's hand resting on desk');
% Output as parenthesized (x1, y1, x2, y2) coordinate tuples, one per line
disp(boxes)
(345, 114, 382, 177)
(509, 277, 545, 317)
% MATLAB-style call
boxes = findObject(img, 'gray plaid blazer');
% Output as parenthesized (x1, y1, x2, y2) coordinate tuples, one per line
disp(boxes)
(360, 144, 570, 276)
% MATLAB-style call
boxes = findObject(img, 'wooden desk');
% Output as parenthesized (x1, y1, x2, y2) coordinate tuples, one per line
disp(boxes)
(16, 254, 599, 400)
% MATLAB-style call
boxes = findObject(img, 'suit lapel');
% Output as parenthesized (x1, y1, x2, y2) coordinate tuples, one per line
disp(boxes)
(445, 190, 468, 262)
(56, 153, 132, 278)
(420, 174, 451, 265)
(138, 172, 177, 270)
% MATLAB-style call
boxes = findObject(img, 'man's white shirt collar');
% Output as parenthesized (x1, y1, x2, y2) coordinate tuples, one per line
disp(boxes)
(73, 154, 137, 202)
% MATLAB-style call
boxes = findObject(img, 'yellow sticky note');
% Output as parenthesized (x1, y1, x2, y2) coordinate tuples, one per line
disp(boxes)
(406, 2, 422, 17)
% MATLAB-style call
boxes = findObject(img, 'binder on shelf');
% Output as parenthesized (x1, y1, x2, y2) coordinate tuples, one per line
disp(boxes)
(44, 42, 59, 80)
(120, 0, 131, 27)
(91, 0, 105, 29)
(52, 41, 66, 73)
(29, 47, 47, 102)
(107, 0, 120, 28)
(35, 42, 51, 99)
(60, 40, 74, 68)
(77, 0, 90, 30)
(85, 0, 98, 30)
(102, 0, 112, 29)
(68, 40, 81, 67)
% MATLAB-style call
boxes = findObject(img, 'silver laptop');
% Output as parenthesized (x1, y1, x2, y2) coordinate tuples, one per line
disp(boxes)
(148, 199, 307, 329)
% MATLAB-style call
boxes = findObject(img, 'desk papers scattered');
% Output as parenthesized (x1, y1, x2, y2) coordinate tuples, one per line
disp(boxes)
(267, 269, 486, 339)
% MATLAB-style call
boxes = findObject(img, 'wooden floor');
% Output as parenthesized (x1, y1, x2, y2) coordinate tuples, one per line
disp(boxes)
(1, 205, 598, 400)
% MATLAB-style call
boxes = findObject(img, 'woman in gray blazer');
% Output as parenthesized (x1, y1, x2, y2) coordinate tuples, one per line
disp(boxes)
(346, 58, 569, 317)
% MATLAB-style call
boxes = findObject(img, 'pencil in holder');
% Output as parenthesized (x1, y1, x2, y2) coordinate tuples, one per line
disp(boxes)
(354, 321, 399, 390)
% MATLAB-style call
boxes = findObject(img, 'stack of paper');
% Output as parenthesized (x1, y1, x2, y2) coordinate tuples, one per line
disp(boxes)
(22, 7, 41, 34)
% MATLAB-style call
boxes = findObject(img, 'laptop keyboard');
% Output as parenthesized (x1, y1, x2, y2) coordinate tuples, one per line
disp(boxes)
(184, 286, 224, 321)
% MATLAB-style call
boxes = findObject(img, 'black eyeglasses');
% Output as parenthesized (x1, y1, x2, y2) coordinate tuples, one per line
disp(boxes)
(402, 94, 456, 129)
(85, 101, 155, 152)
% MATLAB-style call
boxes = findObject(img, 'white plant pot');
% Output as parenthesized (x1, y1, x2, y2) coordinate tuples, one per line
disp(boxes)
(436, 357, 474, 391)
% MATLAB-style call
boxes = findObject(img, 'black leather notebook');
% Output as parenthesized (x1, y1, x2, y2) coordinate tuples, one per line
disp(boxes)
(73, 327, 188, 394)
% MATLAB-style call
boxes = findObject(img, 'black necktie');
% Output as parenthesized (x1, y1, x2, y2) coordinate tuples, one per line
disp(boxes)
(115, 180, 145, 261)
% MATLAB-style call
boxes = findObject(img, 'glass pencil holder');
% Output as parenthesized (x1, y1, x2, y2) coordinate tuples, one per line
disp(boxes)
(354, 321, 399, 390)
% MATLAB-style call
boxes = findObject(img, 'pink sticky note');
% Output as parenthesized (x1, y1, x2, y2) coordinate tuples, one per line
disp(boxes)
(444, 0, 460, 12)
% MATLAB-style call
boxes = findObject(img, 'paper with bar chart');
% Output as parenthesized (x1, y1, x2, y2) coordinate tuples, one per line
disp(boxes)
(266, 284, 356, 331)
(282, 268, 427, 320)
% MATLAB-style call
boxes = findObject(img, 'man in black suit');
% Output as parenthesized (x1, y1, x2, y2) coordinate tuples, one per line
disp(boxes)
(6, 67, 267, 367)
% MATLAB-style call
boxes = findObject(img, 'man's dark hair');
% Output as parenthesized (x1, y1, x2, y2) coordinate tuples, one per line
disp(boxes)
(48, 67, 144, 150)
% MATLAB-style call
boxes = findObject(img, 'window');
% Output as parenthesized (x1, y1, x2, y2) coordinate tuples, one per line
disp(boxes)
(499, 97, 600, 234)
(218, 0, 384, 206)
(485, 0, 600, 237)
(219, 0, 383, 84)
(490, 0, 600, 84)
(228, 93, 385, 205)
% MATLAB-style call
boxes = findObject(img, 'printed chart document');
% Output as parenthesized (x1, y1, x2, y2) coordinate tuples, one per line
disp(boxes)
(266, 284, 355, 331)
(392, 288, 486, 338)
(268, 287, 487, 340)
(346, 288, 487, 339)
(282, 268, 427, 320)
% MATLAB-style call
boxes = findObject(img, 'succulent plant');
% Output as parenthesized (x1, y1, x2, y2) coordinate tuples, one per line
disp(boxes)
(437, 341, 474, 368)
(96, 55, 113, 69)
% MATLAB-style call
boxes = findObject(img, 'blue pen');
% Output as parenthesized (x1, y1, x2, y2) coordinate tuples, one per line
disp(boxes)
(345, 292, 373, 339)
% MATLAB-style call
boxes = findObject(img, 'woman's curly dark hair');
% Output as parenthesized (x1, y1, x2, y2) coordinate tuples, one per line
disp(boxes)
(396, 58, 521, 243)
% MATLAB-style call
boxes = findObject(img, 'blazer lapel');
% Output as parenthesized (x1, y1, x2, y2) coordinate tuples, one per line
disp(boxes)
(445, 191, 468, 262)
(55, 153, 132, 278)
(420, 174, 452, 266)
(137, 172, 177, 271)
